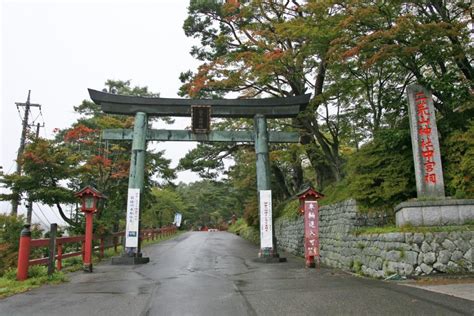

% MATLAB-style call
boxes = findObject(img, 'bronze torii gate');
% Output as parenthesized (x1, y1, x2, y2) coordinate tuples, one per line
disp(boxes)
(88, 89, 310, 264)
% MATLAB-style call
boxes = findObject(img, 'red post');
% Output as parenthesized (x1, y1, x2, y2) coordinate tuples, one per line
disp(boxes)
(57, 242, 63, 271)
(17, 225, 32, 281)
(83, 211, 94, 272)
(297, 187, 324, 269)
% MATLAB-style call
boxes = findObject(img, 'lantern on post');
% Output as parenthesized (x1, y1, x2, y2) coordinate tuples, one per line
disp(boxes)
(75, 186, 106, 272)
(296, 186, 324, 268)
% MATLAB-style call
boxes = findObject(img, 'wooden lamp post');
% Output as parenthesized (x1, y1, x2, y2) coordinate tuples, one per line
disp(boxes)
(297, 186, 324, 268)
(75, 186, 106, 272)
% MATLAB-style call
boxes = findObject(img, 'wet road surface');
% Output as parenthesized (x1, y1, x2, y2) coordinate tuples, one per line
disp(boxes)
(1, 231, 473, 315)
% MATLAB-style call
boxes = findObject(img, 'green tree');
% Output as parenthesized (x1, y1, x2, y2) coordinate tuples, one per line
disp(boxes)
(444, 120, 474, 198)
(345, 124, 416, 212)
(61, 80, 175, 232)
(143, 187, 185, 228)
(176, 179, 244, 228)
(333, 0, 473, 119)
(179, 1, 473, 216)
(180, 0, 351, 185)
(1, 138, 80, 225)
(1, 80, 175, 233)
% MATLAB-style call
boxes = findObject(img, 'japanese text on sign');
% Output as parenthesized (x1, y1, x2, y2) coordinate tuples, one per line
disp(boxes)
(192, 105, 211, 133)
(304, 201, 319, 257)
(259, 190, 273, 249)
(415, 92, 437, 184)
(125, 188, 140, 248)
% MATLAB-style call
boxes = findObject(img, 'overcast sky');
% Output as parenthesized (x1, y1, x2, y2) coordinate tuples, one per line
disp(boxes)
(1, 0, 206, 225)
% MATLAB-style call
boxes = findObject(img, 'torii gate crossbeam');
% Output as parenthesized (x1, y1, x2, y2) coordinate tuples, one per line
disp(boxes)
(88, 89, 311, 264)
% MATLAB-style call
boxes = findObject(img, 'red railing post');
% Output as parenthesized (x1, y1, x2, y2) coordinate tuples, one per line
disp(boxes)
(17, 225, 32, 281)
(56, 242, 63, 271)
(83, 211, 94, 272)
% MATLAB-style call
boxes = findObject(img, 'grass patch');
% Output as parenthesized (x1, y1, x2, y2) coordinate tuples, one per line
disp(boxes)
(353, 223, 474, 235)
(352, 260, 362, 274)
(0, 266, 67, 299)
(228, 219, 260, 244)
(318, 179, 352, 207)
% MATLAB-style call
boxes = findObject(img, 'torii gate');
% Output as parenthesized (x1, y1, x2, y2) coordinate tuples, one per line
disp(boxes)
(88, 89, 310, 264)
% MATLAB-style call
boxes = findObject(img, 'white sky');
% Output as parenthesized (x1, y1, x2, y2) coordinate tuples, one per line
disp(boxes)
(0, 0, 206, 225)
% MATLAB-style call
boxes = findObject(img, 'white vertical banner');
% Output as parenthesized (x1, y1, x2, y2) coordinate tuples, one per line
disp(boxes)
(174, 213, 182, 227)
(259, 190, 273, 249)
(125, 188, 140, 248)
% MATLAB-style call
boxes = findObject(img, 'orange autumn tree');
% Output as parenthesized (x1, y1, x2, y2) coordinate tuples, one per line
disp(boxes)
(0, 136, 80, 226)
(179, 1, 474, 217)
(59, 80, 176, 232)
(1, 80, 176, 233)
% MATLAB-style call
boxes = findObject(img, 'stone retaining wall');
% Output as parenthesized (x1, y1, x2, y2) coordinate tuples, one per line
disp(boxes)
(275, 200, 474, 277)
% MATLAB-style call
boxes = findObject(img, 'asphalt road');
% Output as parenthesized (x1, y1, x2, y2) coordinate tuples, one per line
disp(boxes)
(1, 231, 473, 316)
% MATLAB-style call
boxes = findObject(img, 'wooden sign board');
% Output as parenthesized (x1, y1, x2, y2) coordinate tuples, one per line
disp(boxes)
(191, 105, 211, 133)
(304, 200, 319, 268)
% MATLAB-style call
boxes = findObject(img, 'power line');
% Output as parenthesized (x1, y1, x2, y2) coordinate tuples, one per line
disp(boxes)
(35, 203, 51, 226)
(16, 106, 23, 121)
(47, 205, 65, 224)
(5, 159, 17, 174)
(38, 107, 48, 138)
(32, 212, 48, 228)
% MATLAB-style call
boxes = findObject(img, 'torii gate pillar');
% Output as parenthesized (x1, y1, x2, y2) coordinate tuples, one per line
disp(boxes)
(112, 112, 150, 264)
(254, 114, 284, 262)
(254, 114, 270, 192)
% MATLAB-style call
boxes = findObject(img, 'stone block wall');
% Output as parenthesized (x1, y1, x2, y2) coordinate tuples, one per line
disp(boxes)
(274, 216, 304, 256)
(275, 199, 474, 278)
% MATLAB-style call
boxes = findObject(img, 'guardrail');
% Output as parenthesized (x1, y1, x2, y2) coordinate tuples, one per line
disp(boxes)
(17, 226, 177, 280)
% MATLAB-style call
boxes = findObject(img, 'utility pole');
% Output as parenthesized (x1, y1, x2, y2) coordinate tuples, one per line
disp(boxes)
(11, 91, 41, 216)
(26, 123, 42, 224)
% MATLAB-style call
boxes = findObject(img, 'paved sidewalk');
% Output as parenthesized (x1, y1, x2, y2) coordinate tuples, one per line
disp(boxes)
(400, 277, 474, 302)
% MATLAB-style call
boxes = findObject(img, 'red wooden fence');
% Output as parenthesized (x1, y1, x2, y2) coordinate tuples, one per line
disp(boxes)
(26, 226, 176, 271)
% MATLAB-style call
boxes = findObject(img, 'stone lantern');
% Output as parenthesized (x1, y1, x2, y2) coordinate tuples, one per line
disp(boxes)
(75, 186, 106, 272)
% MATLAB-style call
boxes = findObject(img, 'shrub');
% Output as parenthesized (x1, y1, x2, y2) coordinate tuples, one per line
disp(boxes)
(28, 265, 48, 278)
(344, 126, 416, 212)
(228, 218, 259, 244)
(0, 215, 25, 276)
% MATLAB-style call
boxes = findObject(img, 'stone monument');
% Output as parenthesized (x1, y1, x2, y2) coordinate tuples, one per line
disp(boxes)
(395, 84, 474, 227)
